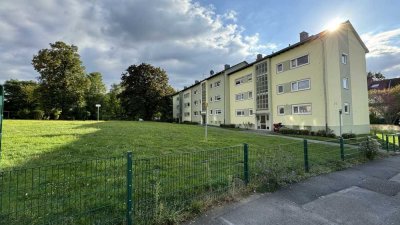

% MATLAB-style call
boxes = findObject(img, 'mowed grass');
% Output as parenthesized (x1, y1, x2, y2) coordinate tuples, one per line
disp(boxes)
(1, 120, 295, 169)
(0, 120, 372, 224)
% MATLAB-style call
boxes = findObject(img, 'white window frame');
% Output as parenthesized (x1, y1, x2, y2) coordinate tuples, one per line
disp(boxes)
(278, 105, 285, 115)
(214, 95, 221, 101)
(236, 109, 245, 117)
(210, 97, 213, 102)
(290, 54, 310, 69)
(194, 100, 198, 105)
(277, 85, 284, 94)
(215, 81, 221, 87)
(235, 93, 244, 101)
(248, 91, 253, 99)
(194, 90, 197, 95)
(292, 104, 312, 115)
(344, 103, 350, 114)
(235, 78, 244, 86)
(194, 111, 198, 116)
(247, 74, 253, 82)
(342, 77, 349, 89)
(291, 79, 310, 92)
(276, 63, 283, 73)
(209, 109, 213, 115)
(341, 53, 348, 64)
(215, 109, 222, 115)
(249, 108, 254, 116)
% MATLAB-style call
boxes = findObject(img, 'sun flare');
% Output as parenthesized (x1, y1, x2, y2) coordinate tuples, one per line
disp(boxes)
(325, 18, 344, 32)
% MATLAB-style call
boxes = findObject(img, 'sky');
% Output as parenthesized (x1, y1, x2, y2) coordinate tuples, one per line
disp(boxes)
(0, 0, 399, 91)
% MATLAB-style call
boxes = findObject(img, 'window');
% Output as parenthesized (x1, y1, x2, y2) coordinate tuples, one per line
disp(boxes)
(248, 91, 253, 99)
(215, 81, 221, 87)
(278, 106, 285, 115)
(184, 112, 190, 117)
(184, 102, 190, 108)
(341, 53, 348, 64)
(210, 97, 213, 102)
(292, 104, 312, 115)
(277, 85, 284, 94)
(235, 79, 242, 85)
(210, 83, 213, 88)
(246, 74, 253, 81)
(194, 111, 198, 116)
(209, 109, 213, 115)
(215, 109, 222, 115)
(235, 93, 244, 101)
(249, 109, 254, 116)
(344, 103, 350, 114)
(343, 78, 349, 89)
(184, 93, 190, 98)
(194, 90, 198, 95)
(290, 54, 309, 68)
(291, 79, 310, 92)
(277, 63, 283, 73)
(194, 100, 198, 105)
(215, 95, 221, 101)
(236, 109, 245, 116)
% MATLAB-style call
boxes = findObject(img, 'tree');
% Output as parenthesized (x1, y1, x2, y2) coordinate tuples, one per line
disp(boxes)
(367, 72, 385, 81)
(119, 63, 175, 120)
(103, 84, 124, 120)
(369, 85, 400, 124)
(32, 41, 88, 119)
(85, 72, 107, 119)
(3, 79, 40, 118)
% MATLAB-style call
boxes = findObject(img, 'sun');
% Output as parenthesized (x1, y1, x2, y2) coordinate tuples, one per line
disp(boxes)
(325, 18, 344, 32)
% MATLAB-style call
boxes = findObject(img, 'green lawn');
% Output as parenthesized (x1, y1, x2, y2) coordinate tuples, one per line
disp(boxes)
(0, 120, 373, 225)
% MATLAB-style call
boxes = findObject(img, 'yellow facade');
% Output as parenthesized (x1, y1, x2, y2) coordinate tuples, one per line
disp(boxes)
(229, 67, 256, 127)
(172, 21, 370, 134)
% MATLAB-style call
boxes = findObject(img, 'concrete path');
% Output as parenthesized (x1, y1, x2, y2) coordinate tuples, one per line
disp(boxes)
(185, 156, 400, 225)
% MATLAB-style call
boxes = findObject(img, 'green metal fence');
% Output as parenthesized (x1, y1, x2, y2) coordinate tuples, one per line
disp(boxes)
(0, 137, 382, 225)
(0, 145, 245, 225)
(373, 131, 400, 152)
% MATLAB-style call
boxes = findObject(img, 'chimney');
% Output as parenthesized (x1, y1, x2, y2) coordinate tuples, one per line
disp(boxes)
(257, 54, 262, 60)
(224, 64, 230, 70)
(184, 86, 187, 89)
(300, 31, 309, 42)
(195, 80, 199, 84)
(210, 70, 214, 76)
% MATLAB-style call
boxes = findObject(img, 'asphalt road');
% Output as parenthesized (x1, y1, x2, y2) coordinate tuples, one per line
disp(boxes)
(186, 155, 400, 225)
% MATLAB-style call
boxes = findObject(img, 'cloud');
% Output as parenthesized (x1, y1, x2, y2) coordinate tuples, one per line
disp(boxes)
(362, 28, 400, 77)
(0, 0, 276, 90)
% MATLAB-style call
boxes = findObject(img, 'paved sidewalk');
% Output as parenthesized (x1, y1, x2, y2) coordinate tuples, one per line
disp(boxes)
(186, 156, 400, 225)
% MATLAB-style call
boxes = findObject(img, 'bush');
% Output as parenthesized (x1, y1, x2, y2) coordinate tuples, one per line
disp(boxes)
(299, 129, 310, 135)
(359, 138, 380, 160)
(51, 109, 61, 120)
(32, 110, 44, 120)
(220, 124, 236, 128)
(182, 121, 199, 125)
(279, 127, 295, 134)
(17, 109, 31, 119)
(316, 128, 336, 138)
(342, 133, 356, 139)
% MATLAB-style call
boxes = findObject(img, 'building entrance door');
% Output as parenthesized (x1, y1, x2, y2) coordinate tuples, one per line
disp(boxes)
(257, 114, 269, 130)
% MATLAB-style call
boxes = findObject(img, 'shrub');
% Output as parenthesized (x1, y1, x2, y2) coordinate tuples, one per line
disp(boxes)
(51, 109, 61, 120)
(359, 138, 380, 160)
(316, 128, 336, 138)
(279, 127, 295, 134)
(299, 129, 310, 135)
(342, 133, 356, 139)
(220, 124, 236, 128)
(32, 110, 44, 120)
(17, 109, 31, 119)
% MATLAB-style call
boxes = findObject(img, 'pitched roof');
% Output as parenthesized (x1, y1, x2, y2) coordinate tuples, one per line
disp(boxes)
(368, 78, 400, 90)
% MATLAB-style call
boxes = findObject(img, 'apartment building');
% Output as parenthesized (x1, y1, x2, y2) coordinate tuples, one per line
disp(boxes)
(172, 21, 370, 135)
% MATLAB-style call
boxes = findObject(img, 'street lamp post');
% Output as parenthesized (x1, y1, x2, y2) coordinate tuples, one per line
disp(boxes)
(95, 104, 101, 121)
(339, 109, 342, 137)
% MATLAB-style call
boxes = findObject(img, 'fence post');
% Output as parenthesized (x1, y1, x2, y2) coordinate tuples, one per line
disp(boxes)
(126, 152, 133, 225)
(392, 135, 396, 152)
(340, 137, 344, 161)
(386, 135, 389, 152)
(303, 139, 309, 173)
(243, 143, 249, 185)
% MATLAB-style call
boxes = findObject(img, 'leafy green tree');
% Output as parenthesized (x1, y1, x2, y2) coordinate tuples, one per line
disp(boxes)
(3, 79, 40, 118)
(85, 72, 107, 119)
(367, 72, 385, 81)
(32, 41, 88, 119)
(119, 63, 175, 120)
(103, 84, 124, 120)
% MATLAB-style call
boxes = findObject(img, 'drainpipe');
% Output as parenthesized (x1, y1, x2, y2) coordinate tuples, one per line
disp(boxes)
(320, 37, 329, 132)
